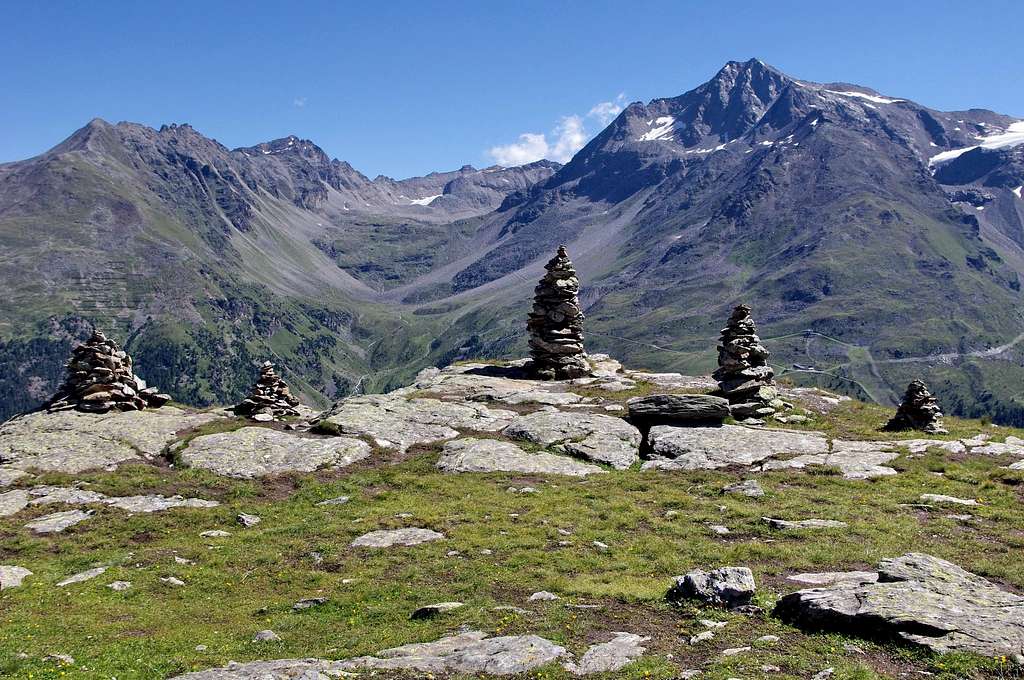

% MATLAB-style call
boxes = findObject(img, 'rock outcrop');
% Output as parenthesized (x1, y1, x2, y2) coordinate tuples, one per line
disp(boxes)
(884, 380, 947, 434)
(667, 566, 756, 609)
(527, 246, 589, 380)
(775, 553, 1024, 659)
(233, 362, 301, 421)
(712, 305, 778, 417)
(626, 394, 730, 427)
(45, 330, 170, 414)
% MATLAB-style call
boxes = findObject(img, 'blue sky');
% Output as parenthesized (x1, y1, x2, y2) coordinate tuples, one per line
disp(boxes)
(2, 0, 1022, 178)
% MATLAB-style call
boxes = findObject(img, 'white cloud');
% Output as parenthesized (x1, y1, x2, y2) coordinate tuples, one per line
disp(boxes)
(293, 97, 307, 108)
(588, 93, 627, 126)
(488, 94, 625, 166)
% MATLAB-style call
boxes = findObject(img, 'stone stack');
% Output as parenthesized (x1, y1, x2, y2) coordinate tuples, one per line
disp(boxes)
(46, 330, 170, 413)
(234, 361, 301, 421)
(713, 304, 778, 418)
(884, 380, 947, 434)
(527, 245, 590, 380)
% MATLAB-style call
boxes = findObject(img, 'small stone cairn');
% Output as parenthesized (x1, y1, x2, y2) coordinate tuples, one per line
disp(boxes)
(713, 304, 778, 418)
(527, 245, 590, 380)
(234, 361, 301, 421)
(46, 330, 169, 413)
(884, 380, 947, 434)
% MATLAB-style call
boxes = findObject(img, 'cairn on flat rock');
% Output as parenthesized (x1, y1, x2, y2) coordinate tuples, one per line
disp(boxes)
(884, 380, 947, 434)
(527, 245, 590, 380)
(46, 330, 170, 414)
(713, 304, 778, 418)
(234, 361, 301, 421)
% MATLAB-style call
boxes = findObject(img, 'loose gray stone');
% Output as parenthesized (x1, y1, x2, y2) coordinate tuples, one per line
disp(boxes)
(565, 632, 648, 675)
(787, 572, 879, 587)
(411, 601, 464, 619)
(528, 591, 560, 602)
(764, 517, 848, 530)
(690, 630, 715, 645)
(252, 630, 281, 642)
(0, 565, 32, 589)
(437, 438, 605, 477)
(26, 508, 93, 534)
(57, 567, 107, 586)
(776, 553, 1024, 658)
(316, 495, 351, 506)
(293, 597, 328, 611)
(161, 576, 185, 587)
(350, 528, 445, 548)
(667, 567, 756, 608)
(626, 394, 730, 426)
(920, 493, 978, 506)
(503, 410, 641, 469)
(723, 480, 764, 497)
(643, 425, 827, 471)
(200, 530, 231, 538)
(181, 427, 370, 478)
(107, 581, 131, 591)
(237, 513, 261, 527)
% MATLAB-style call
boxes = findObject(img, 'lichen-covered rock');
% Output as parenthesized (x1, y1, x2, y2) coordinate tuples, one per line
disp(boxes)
(503, 410, 641, 469)
(0, 407, 222, 475)
(0, 565, 32, 589)
(775, 553, 1024, 658)
(0, 489, 29, 517)
(437, 438, 605, 477)
(318, 394, 515, 452)
(25, 508, 94, 534)
(180, 427, 370, 477)
(565, 632, 648, 675)
(170, 631, 569, 678)
(643, 424, 827, 470)
(667, 566, 756, 609)
(350, 527, 445, 548)
(415, 363, 584, 406)
(760, 440, 901, 479)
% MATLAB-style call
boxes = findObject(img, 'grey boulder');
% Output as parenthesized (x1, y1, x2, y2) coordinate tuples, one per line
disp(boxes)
(503, 410, 641, 469)
(667, 566, 756, 609)
(350, 528, 445, 548)
(437, 438, 605, 477)
(626, 394, 730, 426)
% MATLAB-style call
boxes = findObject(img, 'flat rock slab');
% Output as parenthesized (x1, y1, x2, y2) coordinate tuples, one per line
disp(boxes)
(20, 485, 218, 515)
(181, 427, 370, 477)
(623, 372, 716, 390)
(0, 468, 29, 487)
(761, 440, 901, 479)
(0, 407, 222, 475)
(0, 565, 32, 589)
(320, 394, 515, 452)
(415, 364, 584, 406)
(171, 631, 568, 678)
(0, 489, 30, 517)
(25, 509, 93, 534)
(565, 632, 648, 675)
(764, 517, 848, 530)
(351, 527, 445, 548)
(57, 566, 107, 586)
(643, 424, 828, 471)
(776, 553, 1024, 658)
(437, 438, 605, 477)
(787, 571, 880, 587)
(920, 493, 978, 506)
(503, 410, 641, 469)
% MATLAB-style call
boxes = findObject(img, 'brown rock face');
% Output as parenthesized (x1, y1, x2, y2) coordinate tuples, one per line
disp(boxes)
(712, 305, 778, 413)
(884, 380, 947, 434)
(234, 362, 301, 421)
(527, 246, 590, 380)
(45, 330, 169, 414)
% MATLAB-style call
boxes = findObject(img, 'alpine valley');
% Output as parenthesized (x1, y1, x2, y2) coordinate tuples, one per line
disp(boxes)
(3, 59, 1024, 424)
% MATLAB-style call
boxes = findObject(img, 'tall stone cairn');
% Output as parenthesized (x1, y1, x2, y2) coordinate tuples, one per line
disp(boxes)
(46, 330, 170, 414)
(234, 361, 301, 421)
(712, 304, 778, 416)
(884, 380, 947, 434)
(527, 245, 590, 380)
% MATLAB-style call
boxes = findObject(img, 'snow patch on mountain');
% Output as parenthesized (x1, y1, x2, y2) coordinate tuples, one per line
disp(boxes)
(409, 194, 443, 206)
(638, 117, 676, 142)
(929, 121, 1024, 167)
(825, 90, 904, 105)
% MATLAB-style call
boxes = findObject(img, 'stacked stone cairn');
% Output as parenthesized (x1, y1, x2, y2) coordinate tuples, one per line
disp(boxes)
(234, 361, 301, 421)
(884, 380, 947, 434)
(46, 330, 170, 413)
(527, 245, 591, 380)
(713, 304, 779, 418)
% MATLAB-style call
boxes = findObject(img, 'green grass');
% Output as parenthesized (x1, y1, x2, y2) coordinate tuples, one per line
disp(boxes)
(3, 397, 1024, 679)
